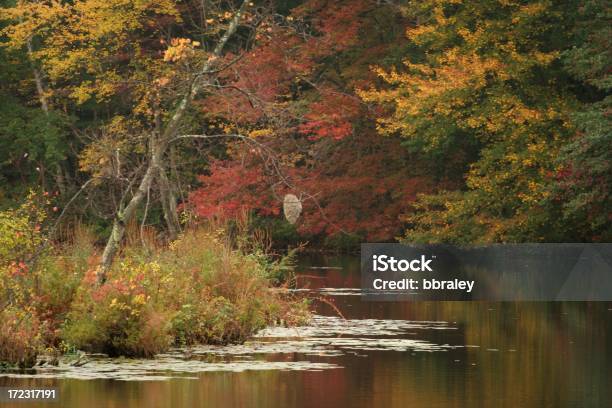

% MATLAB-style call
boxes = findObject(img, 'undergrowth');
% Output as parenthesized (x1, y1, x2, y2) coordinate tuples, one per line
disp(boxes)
(0, 195, 309, 365)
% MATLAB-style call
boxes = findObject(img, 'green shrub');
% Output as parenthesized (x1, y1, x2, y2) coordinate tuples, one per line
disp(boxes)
(323, 232, 362, 252)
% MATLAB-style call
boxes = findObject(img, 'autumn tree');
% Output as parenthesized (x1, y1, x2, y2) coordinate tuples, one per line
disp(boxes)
(2, 0, 285, 281)
(551, 0, 611, 241)
(0, 0, 69, 200)
(2, 0, 608, 256)
(359, 0, 606, 243)
(185, 0, 450, 244)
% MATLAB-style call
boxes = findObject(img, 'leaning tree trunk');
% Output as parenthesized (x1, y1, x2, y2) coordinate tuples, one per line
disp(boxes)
(96, 0, 249, 283)
(98, 163, 157, 284)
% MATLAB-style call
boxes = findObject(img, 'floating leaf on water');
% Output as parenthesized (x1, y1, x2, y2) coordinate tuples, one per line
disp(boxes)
(0, 315, 461, 381)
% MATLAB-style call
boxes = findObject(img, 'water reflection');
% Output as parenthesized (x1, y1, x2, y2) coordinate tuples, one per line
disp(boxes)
(0, 254, 610, 407)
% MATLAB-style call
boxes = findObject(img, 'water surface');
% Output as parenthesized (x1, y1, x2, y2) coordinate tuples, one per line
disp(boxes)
(1, 254, 611, 407)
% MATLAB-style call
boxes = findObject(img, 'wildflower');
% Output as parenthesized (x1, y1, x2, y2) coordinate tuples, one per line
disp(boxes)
(133, 294, 146, 305)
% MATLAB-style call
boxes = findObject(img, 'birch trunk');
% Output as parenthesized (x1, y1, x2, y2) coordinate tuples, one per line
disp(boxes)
(96, 0, 248, 282)
(97, 163, 157, 283)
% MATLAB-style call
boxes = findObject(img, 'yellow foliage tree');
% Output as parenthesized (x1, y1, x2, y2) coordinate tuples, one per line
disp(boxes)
(359, 0, 579, 242)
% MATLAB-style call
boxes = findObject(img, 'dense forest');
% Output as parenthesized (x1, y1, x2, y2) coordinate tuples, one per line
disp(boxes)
(1, 0, 610, 251)
(0, 0, 610, 369)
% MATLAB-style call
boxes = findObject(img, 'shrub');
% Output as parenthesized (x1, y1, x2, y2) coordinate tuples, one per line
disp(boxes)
(33, 225, 97, 345)
(1, 196, 309, 360)
(0, 193, 48, 367)
(62, 227, 310, 356)
(157, 229, 309, 344)
(62, 267, 173, 357)
(0, 192, 45, 266)
(0, 306, 45, 368)
(323, 232, 362, 252)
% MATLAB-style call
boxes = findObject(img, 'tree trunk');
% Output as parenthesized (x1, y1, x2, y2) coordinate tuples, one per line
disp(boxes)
(27, 37, 68, 195)
(97, 163, 157, 284)
(27, 39, 49, 114)
(157, 164, 180, 240)
(96, 0, 248, 282)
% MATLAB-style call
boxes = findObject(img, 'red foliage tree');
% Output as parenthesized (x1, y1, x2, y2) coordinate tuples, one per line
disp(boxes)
(188, 161, 279, 220)
(187, 0, 444, 242)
